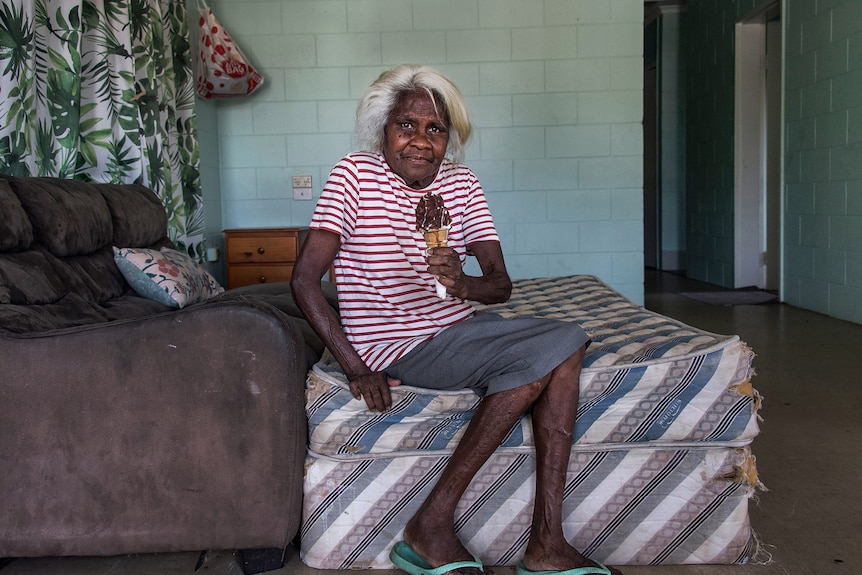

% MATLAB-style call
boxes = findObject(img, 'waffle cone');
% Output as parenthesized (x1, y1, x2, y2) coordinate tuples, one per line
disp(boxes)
(423, 228, 449, 249)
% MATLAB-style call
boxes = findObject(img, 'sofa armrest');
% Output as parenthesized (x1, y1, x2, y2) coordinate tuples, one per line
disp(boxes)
(0, 299, 307, 556)
(220, 280, 339, 364)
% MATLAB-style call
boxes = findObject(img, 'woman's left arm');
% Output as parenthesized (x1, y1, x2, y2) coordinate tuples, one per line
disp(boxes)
(427, 240, 512, 304)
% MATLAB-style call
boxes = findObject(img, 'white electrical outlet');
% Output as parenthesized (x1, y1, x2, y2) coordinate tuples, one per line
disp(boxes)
(293, 188, 312, 200)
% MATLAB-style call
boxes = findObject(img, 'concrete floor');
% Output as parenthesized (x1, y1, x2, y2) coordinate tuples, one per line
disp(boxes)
(3, 269, 861, 575)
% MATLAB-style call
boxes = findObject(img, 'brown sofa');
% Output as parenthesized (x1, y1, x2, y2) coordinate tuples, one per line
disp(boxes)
(0, 175, 333, 568)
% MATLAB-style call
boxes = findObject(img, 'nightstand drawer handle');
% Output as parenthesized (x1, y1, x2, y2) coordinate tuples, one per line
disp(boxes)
(257, 247, 266, 254)
(258, 276, 267, 283)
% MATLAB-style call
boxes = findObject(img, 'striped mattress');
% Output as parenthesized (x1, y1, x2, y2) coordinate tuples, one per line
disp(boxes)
(300, 275, 764, 569)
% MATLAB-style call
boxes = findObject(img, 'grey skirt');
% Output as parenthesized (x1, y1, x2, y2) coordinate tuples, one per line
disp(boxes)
(384, 311, 590, 397)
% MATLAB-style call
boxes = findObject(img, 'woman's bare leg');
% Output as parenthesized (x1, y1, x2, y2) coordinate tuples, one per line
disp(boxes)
(402, 345, 621, 575)
(523, 345, 623, 575)
(403, 378, 547, 574)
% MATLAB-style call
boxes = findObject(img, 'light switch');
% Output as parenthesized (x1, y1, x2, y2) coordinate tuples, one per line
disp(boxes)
(292, 175, 312, 188)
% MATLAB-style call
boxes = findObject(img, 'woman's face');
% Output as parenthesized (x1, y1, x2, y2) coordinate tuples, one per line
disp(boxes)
(382, 90, 449, 189)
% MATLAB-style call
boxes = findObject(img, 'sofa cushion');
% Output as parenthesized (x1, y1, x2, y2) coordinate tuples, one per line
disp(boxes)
(113, 247, 224, 308)
(0, 248, 69, 305)
(99, 292, 176, 321)
(0, 179, 34, 252)
(7, 177, 112, 257)
(0, 292, 111, 333)
(100, 183, 169, 247)
(65, 246, 133, 303)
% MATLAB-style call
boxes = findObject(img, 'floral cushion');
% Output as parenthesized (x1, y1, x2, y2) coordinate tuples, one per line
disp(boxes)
(113, 247, 224, 308)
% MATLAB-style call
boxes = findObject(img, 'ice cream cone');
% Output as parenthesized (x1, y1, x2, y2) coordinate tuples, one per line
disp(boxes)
(415, 193, 451, 299)
(423, 228, 449, 249)
(422, 228, 449, 298)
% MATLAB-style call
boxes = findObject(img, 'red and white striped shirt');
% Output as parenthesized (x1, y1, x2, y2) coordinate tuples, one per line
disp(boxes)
(310, 151, 500, 370)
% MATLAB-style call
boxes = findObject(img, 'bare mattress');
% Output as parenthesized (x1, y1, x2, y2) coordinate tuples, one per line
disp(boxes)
(301, 275, 764, 569)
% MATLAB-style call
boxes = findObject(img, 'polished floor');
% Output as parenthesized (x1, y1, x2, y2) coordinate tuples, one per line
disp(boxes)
(4, 270, 861, 575)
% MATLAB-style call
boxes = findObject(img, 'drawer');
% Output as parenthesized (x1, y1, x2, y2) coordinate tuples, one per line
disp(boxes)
(228, 264, 294, 287)
(226, 235, 298, 264)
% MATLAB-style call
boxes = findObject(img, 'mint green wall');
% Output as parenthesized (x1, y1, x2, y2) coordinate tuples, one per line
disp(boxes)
(784, 0, 862, 323)
(683, 1, 753, 287)
(199, 0, 645, 303)
(197, 97, 225, 284)
(684, 0, 862, 324)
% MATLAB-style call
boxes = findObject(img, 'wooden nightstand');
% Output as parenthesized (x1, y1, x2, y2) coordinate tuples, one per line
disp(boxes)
(224, 227, 307, 289)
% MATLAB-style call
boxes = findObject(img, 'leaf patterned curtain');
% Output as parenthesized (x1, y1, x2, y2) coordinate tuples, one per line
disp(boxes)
(0, 0, 204, 258)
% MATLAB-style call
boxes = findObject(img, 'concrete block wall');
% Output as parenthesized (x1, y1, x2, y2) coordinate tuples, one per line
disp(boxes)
(197, 96, 226, 285)
(199, 0, 645, 303)
(683, 0, 756, 287)
(784, 0, 862, 323)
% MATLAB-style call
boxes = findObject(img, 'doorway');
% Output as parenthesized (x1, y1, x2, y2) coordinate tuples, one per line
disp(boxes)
(644, 18, 659, 269)
(734, 2, 782, 291)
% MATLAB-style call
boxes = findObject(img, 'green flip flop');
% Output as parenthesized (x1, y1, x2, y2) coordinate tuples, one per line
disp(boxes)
(390, 541, 486, 575)
(515, 559, 612, 575)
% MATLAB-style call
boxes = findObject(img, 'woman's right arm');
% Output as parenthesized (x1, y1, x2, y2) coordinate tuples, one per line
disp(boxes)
(290, 229, 399, 411)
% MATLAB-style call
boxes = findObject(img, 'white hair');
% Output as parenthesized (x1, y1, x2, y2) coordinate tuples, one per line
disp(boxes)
(355, 64, 472, 164)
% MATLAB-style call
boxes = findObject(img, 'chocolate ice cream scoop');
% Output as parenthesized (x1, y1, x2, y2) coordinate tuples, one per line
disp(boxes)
(415, 192, 451, 231)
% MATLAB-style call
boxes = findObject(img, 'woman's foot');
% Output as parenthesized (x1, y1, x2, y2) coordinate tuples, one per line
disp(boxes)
(402, 516, 492, 575)
(522, 540, 623, 575)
